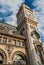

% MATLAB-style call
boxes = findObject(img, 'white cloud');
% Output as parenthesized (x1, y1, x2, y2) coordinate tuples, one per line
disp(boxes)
(5, 14, 17, 26)
(0, 8, 6, 13)
(0, 17, 3, 20)
(32, 0, 44, 35)
(0, 0, 25, 26)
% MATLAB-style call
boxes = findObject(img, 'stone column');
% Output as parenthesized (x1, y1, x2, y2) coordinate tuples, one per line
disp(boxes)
(25, 20, 38, 65)
(41, 51, 44, 64)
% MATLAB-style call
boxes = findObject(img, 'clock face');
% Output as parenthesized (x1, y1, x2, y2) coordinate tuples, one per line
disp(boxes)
(26, 12, 34, 19)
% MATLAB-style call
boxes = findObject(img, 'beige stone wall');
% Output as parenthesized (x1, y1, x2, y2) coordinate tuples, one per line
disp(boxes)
(0, 34, 26, 64)
(43, 44, 44, 62)
(0, 44, 26, 64)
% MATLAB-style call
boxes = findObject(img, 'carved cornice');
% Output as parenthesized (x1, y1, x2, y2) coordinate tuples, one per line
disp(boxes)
(0, 31, 26, 40)
(27, 18, 38, 26)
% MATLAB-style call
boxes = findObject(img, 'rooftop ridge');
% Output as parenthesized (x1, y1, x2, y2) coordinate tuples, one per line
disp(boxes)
(0, 22, 17, 27)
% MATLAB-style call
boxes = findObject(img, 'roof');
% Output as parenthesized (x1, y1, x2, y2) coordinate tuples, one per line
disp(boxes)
(0, 22, 26, 39)
(17, 3, 33, 16)
(0, 22, 18, 33)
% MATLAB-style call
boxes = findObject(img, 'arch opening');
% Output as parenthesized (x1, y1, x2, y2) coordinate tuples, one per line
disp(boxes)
(0, 53, 3, 64)
(0, 49, 7, 64)
(13, 54, 26, 65)
(12, 52, 26, 65)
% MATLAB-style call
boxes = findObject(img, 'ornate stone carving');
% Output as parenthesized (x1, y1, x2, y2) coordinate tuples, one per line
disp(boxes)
(5, 45, 13, 57)
(0, 23, 17, 34)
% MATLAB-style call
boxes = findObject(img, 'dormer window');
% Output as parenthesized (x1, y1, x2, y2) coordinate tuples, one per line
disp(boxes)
(2, 37, 7, 44)
(31, 30, 40, 39)
(12, 40, 16, 45)
(16, 41, 20, 46)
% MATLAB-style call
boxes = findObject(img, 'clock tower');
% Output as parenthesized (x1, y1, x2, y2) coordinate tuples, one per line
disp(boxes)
(17, 4, 44, 65)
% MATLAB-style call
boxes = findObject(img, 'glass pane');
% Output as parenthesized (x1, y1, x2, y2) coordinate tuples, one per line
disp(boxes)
(16, 41, 20, 46)
(14, 55, 22, 60)
(13, 54, 26, 65)
(13, 40, 16, 45)
(3, 38, 7, 43)
(0, 55, 3, 60)
(0, 54, 3, 61)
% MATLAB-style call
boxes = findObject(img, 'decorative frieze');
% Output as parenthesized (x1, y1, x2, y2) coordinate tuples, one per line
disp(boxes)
(0, 23, 17, 34)
(5, 45, 13, 57)
(28, 18, 37, 26)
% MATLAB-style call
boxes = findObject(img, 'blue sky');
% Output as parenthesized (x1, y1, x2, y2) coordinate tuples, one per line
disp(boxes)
(0, 0, 44, 43)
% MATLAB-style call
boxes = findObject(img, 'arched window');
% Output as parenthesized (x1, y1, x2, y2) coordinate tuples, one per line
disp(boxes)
(31, 30, 40, 39)
(13, 54, 26, 65)
(0, 50, 7, 64)
(0, 53, 3, 64)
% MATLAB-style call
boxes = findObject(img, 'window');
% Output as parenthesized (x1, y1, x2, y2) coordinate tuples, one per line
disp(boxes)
(0, 54, 3, 64)
(2, 37, 7, 44)
(31, 30, 40, 39)
(12, 40, 25, 47)
(20, 42, 25, 47)
(13, 40, 16, 45)
(16, 41, 20, 46)
(13, 54, 26, 65)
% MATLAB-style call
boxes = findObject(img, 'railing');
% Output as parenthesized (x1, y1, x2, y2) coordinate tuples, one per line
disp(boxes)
(0, 64, 26, 65)
(0, 62, 26, 65)
(0, 64, 44, 65)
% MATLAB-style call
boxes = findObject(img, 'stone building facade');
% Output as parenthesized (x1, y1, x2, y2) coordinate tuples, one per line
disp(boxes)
(0, 4, 44, 65)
